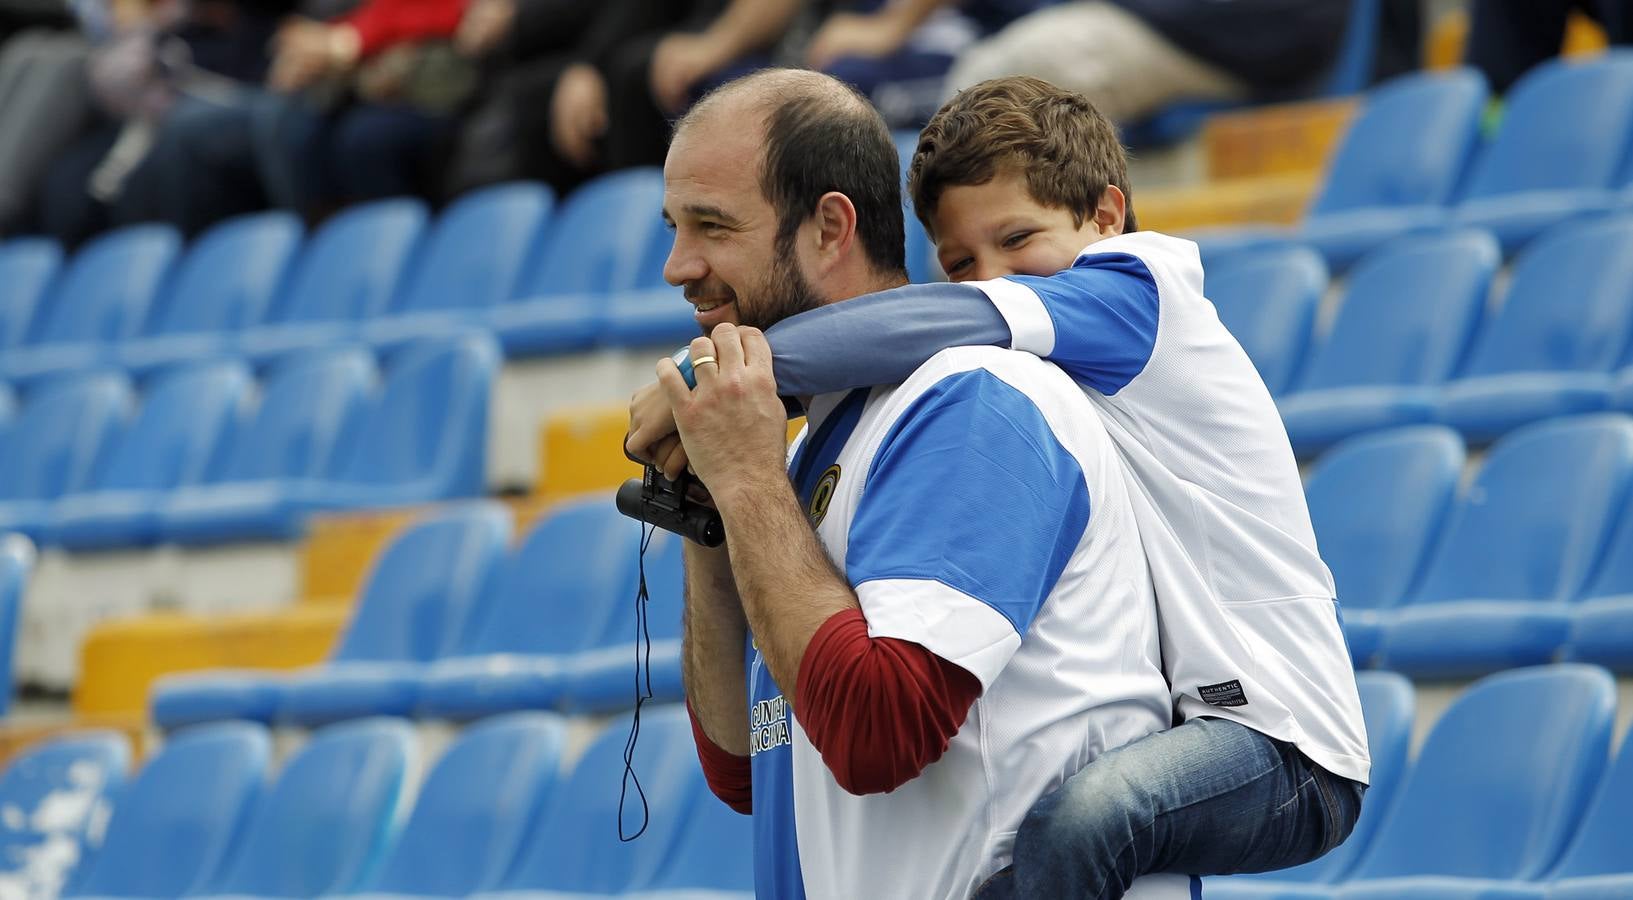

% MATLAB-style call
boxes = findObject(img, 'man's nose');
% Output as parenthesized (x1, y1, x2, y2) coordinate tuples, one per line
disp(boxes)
(663, 233, 705, 287)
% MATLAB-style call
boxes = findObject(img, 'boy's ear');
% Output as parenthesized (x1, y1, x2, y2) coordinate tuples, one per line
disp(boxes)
(811, 191, 859, 263)
(1093, 185, 1127, 236)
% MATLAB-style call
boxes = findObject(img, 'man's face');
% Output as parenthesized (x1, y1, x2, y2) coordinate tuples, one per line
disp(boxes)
(662, 121, 824, 334)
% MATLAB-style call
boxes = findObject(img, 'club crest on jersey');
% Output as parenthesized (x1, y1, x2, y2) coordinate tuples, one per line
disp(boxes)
(808, 465, 841, 526)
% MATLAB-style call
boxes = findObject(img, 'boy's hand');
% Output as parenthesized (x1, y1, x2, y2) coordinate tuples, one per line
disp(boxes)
(627, 380, 690, 480)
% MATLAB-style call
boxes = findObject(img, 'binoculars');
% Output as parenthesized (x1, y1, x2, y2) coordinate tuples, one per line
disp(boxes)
(616, 464, 725, 548)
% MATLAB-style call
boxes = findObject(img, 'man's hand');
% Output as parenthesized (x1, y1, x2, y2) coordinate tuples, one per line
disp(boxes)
(805, 10, 913, 69)
(550, 63, 608, 169)
(657, 324, 788, 504)
(455, 0, 515, 56)
(627, 381, 690, 479)
(650, 31, 727, 115)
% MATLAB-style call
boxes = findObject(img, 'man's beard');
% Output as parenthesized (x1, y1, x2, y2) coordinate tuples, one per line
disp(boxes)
(736, 252, 823, 331)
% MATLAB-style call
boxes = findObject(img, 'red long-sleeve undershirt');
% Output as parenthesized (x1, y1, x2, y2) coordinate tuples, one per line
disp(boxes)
(689, 606, 983, 810)
(338, 0, 467, 59)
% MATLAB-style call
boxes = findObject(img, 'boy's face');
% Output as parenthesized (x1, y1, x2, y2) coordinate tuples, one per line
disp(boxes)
(929, 172, 1113, 283)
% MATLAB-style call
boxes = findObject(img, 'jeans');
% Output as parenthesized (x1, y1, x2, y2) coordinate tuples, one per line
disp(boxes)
(975, 717, 1365, 900)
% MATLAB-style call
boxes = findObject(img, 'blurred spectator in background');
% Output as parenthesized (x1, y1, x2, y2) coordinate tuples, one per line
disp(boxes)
(1465, 0, 1632, 94)
(944, 0, 1352, 124)
(0, 17, 92, 234)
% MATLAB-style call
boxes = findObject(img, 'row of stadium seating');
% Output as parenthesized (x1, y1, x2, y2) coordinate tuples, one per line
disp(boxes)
(139, 406, 1633, 737)
(0, 338, 493, 551)
(7, 664, 1630, 900)
(1212, 215, 1633, 457)
(1198, 53, 1633, 270)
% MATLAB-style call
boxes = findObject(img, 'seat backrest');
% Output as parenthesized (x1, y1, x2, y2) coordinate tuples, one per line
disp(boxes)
(220, 349, 375, 483)
(1257, 671, 1415, 884)
(894, 129, 938, 283)
(1353, 664, 1614, 880)
(1549, 717, 1633, 878)
(498, 705, 698, 893)
(0, 238, 63, 350)
(1580, 490, 1633, 600)
(87, 361, 250, 493)
(334, 334, 497, 498)
(1317, 0, 1379, 96)
(1205, 244, 1325, 395)
(265, 199, 427, 326)
(0, 729, 128, 898)
(369, 712, 567, 895)
(392, 183, 553, 316)
(635, 529, 686, 644)
(28, 225, 180, 345)
(1311, 69, 1488, 214)
(144, 212, 302, 338)
(208, 718, 412, 898)
(0, 373, 131, 503)
(70, 721, 269, 898)
(1409, 416, 1633, 606)
(1455, 215, 1633, 379)
(646, 749, 755, 891)
(1459, 53, 1633, 201)
(333, 501, 511, 663)
(515, 169, 665, 297)
(0, 535, 36, 717)
(459, 495, 643, 655)
(1294, 229, 1497, 392)
(1306, 426, 1464, 612)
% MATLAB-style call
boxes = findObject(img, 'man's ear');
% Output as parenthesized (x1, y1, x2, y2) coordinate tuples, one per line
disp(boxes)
(1093, 185, 1127, 236)
(811, 191, 859, 266)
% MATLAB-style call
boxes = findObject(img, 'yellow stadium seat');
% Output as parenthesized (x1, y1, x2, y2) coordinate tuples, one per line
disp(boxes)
(299, 507, 422, 602)
(1202, 98, 1357, 181)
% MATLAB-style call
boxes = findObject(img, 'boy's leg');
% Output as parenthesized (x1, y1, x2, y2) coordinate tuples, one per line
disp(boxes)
(977, 717, 1363, 900)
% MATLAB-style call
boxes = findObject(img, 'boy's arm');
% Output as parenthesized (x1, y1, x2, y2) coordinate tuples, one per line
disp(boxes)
(765, 258, 1160, 397)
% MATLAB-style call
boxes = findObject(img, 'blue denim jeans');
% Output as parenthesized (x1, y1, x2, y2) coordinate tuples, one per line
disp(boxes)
(975, 717, 1365, 900)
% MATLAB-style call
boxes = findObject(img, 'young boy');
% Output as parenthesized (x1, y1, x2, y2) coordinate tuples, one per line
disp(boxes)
(629, 76, 1367, 898)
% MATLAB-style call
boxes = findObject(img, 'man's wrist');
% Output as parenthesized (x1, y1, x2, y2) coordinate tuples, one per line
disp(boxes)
(710, 468, 796, 519)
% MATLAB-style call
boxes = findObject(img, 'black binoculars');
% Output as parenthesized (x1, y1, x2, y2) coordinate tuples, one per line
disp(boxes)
(616, 465, 726, 548)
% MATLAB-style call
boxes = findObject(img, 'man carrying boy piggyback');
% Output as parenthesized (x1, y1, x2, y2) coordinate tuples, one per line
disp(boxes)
(629, 76, 1369, 898)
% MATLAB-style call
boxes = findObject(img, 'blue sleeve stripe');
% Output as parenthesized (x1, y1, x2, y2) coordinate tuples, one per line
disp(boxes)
(1005, 253, 1160, 396)
(845, 369, 1092, 636)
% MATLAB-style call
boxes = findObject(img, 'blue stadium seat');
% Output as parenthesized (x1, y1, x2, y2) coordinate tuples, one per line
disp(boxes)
(67, 721, 269, 899)
(417, 495, 643, 720)
(1205, 244, 1325, 395)
(0, 238, 63, 353)
(357, 712, 567, 898)
(0, 535, 31, 716)
(362, 183, 553, 350)
(627, 735, 755, 898)
(1434, 216, 1633, 443)
(1330, 665, 1614, 900)
(47, 361, 251, 551)
(1562, 498, 1633, 672)
(0, 730, 128, 899)
(273, 501, 510, 727)
(894, 129, 938, 283)
(1612, 367, 1633, 413)
(236, 199, 427, 366)
(117, 212, 303, 378)
(0, 225, 180, 388)
(1203, 671, 1416, 899)
(0, 373, 132, 541)
(1534, 721, 1633, 899)
(489, 169, 663, 356)
(1304, 426, 1463, 666)
(1448, 53, 1633, 256)
(1277, 230, 1497, 457)
(159, 348, 377, 545)
(198, 718, 411, 899)
(1378, 416, 1633, 678)
(1195, 68, 1487, 271)
(471, 706, 703, 896)
(150, 502, 510, 729)
(560, 528, 687, 713)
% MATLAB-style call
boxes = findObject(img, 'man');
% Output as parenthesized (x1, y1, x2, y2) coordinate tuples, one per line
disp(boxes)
(655, 68, 1189, 899)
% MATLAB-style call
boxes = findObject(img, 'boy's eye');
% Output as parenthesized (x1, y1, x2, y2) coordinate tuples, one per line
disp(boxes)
(944, 257, 972, 276)
(1002, 232, 1031, 249)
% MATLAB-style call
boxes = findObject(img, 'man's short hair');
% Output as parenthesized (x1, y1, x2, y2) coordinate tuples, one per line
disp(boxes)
(679, 69, 908, 279)
(908, 76, 1138, 236)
